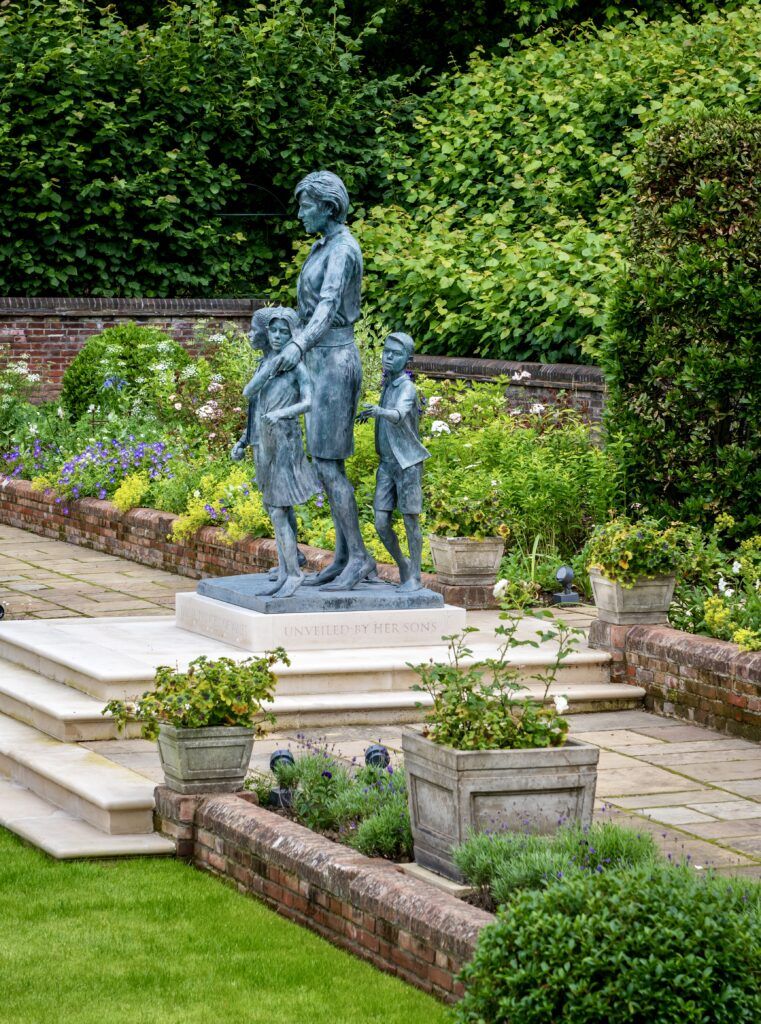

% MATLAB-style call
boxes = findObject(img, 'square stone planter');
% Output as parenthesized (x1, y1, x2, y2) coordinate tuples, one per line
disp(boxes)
(589, 567, 676, 625)
(428, 535, 505, 586)
(402, 728, 599, 881)
(157, 724, 255, 794)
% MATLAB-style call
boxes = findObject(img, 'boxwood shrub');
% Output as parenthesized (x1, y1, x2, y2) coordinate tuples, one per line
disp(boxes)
(456, 864, 761, 1024)
(601, 110, 761, 537)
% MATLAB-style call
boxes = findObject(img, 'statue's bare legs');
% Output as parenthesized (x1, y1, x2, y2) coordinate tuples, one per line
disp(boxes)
(305, 457, 375, 590)
(375, 510, 423, 593)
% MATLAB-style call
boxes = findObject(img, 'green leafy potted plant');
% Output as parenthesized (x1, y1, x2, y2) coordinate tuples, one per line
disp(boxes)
(402, 615, 599, 880)
(426, 475, 509, 586)
(586, 516, 694, 624)
(104, 650, 287, 794)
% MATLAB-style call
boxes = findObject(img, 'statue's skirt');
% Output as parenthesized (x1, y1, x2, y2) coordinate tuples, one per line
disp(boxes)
(304, 328, 362, 461)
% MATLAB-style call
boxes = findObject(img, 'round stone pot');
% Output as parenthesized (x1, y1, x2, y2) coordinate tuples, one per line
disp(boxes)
(589, 567, 676, 625)
(428, 535, 505, 586)
(157, 723, 255, 795)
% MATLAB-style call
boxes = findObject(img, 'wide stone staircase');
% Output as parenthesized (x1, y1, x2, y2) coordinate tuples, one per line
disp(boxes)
(0, 612, 645, 859)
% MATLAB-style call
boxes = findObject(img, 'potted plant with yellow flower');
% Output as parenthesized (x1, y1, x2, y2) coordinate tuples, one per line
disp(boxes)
(426, 474, 509, 586)
(586, 516, 694, 624)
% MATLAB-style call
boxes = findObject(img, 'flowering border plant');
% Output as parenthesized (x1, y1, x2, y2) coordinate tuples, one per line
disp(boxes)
(411, 612, 581, 750)
(103, 650, 288, 741)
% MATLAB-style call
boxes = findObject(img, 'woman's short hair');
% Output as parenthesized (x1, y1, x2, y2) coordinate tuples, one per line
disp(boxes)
(294, 170, 350, 224)
(250, 306, 300, 350)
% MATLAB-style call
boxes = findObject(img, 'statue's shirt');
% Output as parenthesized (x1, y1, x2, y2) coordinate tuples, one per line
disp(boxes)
(297, 226, 362, 341)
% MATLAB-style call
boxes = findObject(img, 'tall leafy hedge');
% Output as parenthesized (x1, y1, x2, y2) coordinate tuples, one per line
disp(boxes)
(601, 111, 761, 537)
(354, 4, 761, 362)
(0, 0, 397, 295)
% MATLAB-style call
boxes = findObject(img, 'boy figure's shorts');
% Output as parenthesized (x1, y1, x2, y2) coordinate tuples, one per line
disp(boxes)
(373, 459, 423, 515)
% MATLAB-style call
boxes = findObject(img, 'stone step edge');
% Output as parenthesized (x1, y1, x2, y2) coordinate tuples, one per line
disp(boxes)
(0, 777, 175, 860)
(0, 715, 156, 813)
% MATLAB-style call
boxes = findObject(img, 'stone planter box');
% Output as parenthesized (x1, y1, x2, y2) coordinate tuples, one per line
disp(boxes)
(402, 728, 599, 881)
(589, 567, 676, 625)
(157, 724, 255, 794)
(428, 535, 504, 586)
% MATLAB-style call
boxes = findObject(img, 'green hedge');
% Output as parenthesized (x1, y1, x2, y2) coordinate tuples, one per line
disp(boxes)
(601, 111, 761, 537)
(354, 4, 761, 363)
(0, 0, 397, 295)
(456, 864, 761, 1024)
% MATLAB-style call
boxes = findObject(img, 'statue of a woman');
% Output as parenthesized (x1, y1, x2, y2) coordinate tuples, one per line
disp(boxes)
(270, 170, 375, 591)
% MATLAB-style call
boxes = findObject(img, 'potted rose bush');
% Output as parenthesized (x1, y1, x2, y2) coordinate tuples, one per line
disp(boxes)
(104, 650, 287, 793)
(402, 615, 599, 880)
(586, 516, 695, 624)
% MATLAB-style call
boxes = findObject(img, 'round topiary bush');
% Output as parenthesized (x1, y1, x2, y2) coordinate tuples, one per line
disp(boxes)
(60, 324, 189, 421)
(456, 864, 761, 1024)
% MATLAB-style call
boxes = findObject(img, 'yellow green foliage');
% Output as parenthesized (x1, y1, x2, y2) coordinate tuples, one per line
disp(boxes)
(112, 473, 151, 513)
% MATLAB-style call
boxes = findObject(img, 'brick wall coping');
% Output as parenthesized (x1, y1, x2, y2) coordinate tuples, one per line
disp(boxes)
(155, 787, 494, 1000)
(411, 353, 605, 390)
(627, 624, 761, 686)
(0, 296, 258, 317)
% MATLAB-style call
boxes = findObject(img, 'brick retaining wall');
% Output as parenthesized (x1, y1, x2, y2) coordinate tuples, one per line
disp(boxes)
(0, 297, 605, 417)
(590, 620, 761, 741)
(154, 787, 494, 1002)
(0, 476, 498, 608)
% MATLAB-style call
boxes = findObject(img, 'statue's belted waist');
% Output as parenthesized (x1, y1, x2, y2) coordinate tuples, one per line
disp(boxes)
(302, 324, 355, 348)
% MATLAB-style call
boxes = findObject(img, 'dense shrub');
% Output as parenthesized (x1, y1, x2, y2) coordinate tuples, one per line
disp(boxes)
(0, 0, 398, 295)
(353, 4, 761, 362)
(60, 325, 189, 421)
(456, 864, 761, 1024)
(601, 111, 761, 537)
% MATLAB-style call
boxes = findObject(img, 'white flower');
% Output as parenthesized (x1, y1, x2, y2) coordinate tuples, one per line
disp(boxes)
(529, 403, 545, 415)
(732, 560, 742, 575)
(180, 365, 198, 380)
(430, 420, 450, 435)
(553, 694, 570, 715)
(448, 412, 462, 424)
(428, 396, 442, 409)
(511, 370, 532, 381)
(87, 404, 96, 414)
(196, 401, 221, 421)
(28, 423, 38, 436)
(173, 401, 183, 410)
(208, 333, 225, 345)
(207, 381, 224, 393)
(56, 406, 65, 419)
(510, 408, 522, 416)
(193, 489, 201, 498)
(718, 576, 734, 596)
(493, 579, 509, 599)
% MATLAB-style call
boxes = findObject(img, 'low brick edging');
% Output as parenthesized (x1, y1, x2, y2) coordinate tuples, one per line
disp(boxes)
(590, 620, 761, 741)
(154, 787, 494, 1002)
(0, 476, 498, 608)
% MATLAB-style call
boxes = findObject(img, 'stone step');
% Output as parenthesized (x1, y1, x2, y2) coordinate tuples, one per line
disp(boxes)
(0, 616, 614, 701)
(0, 713, 157, 834)
(266, 681, 645, 729)
(0, 778, 175, 859)
(0, 659, 141, 742)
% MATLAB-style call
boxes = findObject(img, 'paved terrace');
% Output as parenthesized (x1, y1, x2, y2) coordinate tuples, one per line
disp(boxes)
(1, 522, 760, 876)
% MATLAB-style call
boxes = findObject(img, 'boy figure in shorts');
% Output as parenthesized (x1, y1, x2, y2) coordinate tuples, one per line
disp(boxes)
(358, 332, 430, 593)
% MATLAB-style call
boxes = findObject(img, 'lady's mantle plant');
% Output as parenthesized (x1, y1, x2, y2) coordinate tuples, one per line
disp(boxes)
(104, 650, 288, 740)
(411, 613, 581, 750)
(585, 515, 697, 588)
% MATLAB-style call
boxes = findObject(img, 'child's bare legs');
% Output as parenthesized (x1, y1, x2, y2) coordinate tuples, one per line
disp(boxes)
(267, 508, 305, 579)
(399, 514, 423, 592)
(269, 505, 304, 598)
(375, 510, 412, 585)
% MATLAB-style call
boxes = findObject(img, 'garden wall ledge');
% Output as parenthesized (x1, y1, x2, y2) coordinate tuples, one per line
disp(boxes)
(0, 476, 498, 609)
(154, 787, 494, 1002)
(590, 620, 761, 742)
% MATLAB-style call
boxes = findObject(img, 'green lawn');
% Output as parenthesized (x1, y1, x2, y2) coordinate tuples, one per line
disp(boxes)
(0, 828, 449, 1024)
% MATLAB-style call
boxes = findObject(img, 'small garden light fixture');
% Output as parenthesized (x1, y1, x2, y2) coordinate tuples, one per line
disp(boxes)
(552, 565, 579, 605)
(364, 743, 390, 769)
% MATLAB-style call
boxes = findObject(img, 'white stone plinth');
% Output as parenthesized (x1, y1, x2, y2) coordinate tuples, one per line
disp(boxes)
(175, 592, 466, 652)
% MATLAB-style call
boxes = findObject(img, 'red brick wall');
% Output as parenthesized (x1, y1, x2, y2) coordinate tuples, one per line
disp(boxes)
(0, 298, 606, 418)
(590, 620, 761, 741)
(0, 476, 498, 608)
(154, 788, 494, 1003)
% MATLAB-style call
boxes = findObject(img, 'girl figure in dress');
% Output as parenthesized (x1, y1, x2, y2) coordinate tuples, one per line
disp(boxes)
(232, 306, 320, 598)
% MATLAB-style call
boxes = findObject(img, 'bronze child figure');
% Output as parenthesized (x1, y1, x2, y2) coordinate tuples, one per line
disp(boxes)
(231, 307, 320, 598)
(358, 332, 430, 592)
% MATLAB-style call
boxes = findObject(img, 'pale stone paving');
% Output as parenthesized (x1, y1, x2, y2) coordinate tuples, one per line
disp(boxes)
(2, 522, 760, 874)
